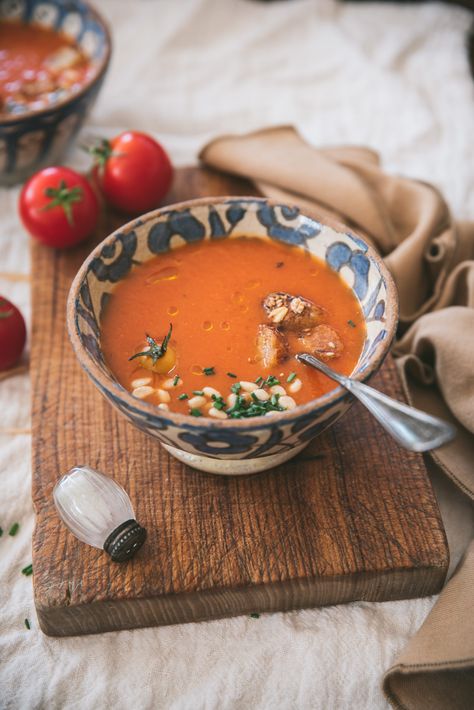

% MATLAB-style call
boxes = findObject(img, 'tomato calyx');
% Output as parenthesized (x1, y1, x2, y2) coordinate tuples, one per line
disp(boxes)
(88, 138, 124, 170)
(129, 324, 173, 364)
(42, 180, 83, 226)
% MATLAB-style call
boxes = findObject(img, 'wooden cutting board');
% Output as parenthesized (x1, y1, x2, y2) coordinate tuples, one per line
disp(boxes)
(31, 166, 449, 637)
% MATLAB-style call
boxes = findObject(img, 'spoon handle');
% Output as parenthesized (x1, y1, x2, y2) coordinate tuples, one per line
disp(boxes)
(344, 379, 456, 452)
(297, 353, 456, 452)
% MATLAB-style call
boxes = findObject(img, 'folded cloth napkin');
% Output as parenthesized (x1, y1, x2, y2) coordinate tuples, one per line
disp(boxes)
(200, 127, 474, 710)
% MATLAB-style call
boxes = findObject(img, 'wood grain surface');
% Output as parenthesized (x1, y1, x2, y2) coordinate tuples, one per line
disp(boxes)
(31, 167, 449, 637)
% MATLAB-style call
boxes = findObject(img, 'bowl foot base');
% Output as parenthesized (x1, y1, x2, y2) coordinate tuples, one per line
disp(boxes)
(161, 442, 309, 475)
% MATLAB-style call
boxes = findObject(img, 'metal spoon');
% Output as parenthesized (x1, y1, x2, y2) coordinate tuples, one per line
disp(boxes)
(296, 353, 456, 452)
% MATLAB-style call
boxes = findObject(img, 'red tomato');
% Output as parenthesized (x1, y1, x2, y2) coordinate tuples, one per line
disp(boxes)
(19, 167, 99, 249)
(0, 296, 26, 370)
(91, 131, 173, 214)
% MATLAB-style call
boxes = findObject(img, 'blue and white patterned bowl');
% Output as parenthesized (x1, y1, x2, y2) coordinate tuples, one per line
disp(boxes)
(0, 0, 111, 186)
(67, 198, 398, 475)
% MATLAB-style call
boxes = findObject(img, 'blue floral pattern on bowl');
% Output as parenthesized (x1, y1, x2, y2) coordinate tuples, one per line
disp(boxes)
(0, 0, 111, 185)
(67, 198, 398, 474)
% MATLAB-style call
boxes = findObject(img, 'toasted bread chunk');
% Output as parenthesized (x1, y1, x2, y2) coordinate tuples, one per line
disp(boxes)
(263, 292, 325, 331)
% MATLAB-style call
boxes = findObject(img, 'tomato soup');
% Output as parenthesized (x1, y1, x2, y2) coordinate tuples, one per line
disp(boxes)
(101, 237, 366, 418)
(0, 21, 94, 115)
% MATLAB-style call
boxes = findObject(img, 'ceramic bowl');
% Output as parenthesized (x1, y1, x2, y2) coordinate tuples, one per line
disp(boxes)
(0, 0, 111, 186)
(67, 197, 398, 475)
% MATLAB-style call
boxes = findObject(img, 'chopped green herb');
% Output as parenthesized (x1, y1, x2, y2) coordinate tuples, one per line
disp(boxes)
(212, 395, 226, 411)
(24, 618, 31, 630)
(250, 612, 260, 619)
(190, 408, 202, 417)
(231, 382, 242, 394)
(129, 324, 173, 364)
(21, 564, 33, 576)
(287, 372, 297, 384)
(172, 375, 180, 386)
(203, 366, 215, 376)
(255, 376, 264, 386)
(348, 319, 356, 328)
(225, 388, 284, 419)
(192, 390, 204, 396)
(8, 523, 19, 537)
(264, 375, 280, 387)
(227, 372, 237, 378)
(270, 393, 280, 407)
(178, 393, 189, 400)
(0, 526, 3, 537)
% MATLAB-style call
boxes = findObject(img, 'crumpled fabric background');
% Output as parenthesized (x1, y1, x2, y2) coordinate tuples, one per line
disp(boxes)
(1, 1, 474, 709)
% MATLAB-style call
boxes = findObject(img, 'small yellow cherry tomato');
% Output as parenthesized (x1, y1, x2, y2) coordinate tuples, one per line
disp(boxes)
(138, 345, 176, 374)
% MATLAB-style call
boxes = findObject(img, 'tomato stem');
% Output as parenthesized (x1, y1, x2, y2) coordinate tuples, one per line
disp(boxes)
(42, 180, 83, 226)
(87, 138, 123, 168)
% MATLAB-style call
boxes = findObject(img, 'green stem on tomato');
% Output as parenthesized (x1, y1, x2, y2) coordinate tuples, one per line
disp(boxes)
(42, 180, 83, 226)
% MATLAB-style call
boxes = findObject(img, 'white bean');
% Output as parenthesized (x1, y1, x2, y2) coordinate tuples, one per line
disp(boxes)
(203, 386, 222, 398)
(132, 385, 154, 399)
(270, 384, 286, 396)
(253, 388, 270, 402)
(209, 407, 228, 419)
(240, 380, 258, 393)
(157, 389, 171, 403)
(188, 395, 207, 409)
(157, 403, 169, 411)
(279, 395, 297, 410)
(131, 377, 152, 388)
(162, 377, 182, 389)
(288, 378, 302, 394)
(227, 393, 237, 408)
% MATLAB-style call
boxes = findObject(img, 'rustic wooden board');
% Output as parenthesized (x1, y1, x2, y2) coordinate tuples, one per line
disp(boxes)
(31, 166, 449, 637)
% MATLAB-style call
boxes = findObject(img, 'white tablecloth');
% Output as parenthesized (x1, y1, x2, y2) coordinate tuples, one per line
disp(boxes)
(1, 1, 474, 708)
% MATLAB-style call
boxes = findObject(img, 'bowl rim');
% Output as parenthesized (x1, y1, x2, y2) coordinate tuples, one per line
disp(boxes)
(67, 195, 399, 431)
(0, 0, 112, 126)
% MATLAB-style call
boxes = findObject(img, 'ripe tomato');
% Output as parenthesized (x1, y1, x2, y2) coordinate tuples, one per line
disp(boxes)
(0, 296, 26, 370)
(19, 167, 99, 249)
(91, 131, 173, 214)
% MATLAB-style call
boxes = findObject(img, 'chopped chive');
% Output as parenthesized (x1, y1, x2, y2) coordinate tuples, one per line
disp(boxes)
(287, 372, 297, 384)
(172, 375, 180, 386)
(264, 375, 280, 387)
(24, 618, 31, 630)
(255, 376, 264, 386)
(190, 408, 202, 417)
(270, 393, 280, 407)
(203, 366, 215, 376)
(231, 382, 241, 394)
(213, 397, 225, 410)
(8, 523, 19, 537)
(348, 319, 356, 328)
(178, 393, 188, 400)
(21, 564, 33, 576)
(192, 390, 204, 396)
(227, 372, 237, 378)
(250, 612, 260, 619)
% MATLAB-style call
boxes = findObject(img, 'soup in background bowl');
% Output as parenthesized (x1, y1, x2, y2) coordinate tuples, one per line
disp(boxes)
(67, 197, 398, 475)
(0, 0, 111, 185)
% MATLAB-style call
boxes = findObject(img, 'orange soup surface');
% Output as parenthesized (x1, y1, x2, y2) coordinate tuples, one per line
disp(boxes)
(101, 237, 366, 418)
(0, 21, 93, 115)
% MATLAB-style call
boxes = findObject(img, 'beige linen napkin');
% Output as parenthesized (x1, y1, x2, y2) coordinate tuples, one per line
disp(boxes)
(200, 127, 474, 710)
